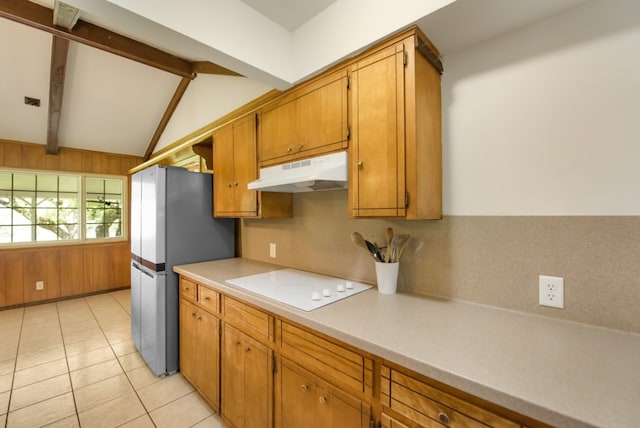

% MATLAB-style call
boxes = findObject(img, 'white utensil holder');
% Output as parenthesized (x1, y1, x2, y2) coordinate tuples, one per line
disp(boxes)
(375, 262, 399, 294)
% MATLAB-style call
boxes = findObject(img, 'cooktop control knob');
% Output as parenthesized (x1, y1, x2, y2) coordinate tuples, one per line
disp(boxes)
(336, 284, 345, 292)
(345, 281, 354, 289)
(311, 291, 321, 300)
(322, 288, 331, 297)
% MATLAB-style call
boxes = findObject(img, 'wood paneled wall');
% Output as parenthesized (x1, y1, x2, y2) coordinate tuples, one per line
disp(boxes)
(0, 139, 141, 174)
(0, 139, 143, 308)
(0, 243, 131, 307)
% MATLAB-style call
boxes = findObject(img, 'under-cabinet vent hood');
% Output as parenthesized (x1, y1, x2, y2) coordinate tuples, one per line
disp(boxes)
(247, 151, 347, 193)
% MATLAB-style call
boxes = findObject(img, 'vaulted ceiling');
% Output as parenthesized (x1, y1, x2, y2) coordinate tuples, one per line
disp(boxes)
(0, 0, 590, 160)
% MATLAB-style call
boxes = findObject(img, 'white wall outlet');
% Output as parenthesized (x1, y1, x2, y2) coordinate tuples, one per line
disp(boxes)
(36, 281, 44, 291)
(539, 275, 564, 308)
(269, 243, 276, 258)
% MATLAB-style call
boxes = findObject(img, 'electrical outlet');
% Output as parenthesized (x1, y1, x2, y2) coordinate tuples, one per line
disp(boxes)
(36, 281, 44, 291)
(269, 243, 276, 258)
(539, 275, 564, 308)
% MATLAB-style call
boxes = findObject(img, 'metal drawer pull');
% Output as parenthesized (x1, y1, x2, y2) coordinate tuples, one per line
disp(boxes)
(301, 384, 308, 392)
(245, 347, 251, 353)
(318, 396, 327, 405)
(438, 412, 450, 424)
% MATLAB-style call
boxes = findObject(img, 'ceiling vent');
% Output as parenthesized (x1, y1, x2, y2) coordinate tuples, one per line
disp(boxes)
(24, 97, 41, 107)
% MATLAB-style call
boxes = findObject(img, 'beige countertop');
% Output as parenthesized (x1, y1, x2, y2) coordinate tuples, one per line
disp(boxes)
(174, 258, 640, 428)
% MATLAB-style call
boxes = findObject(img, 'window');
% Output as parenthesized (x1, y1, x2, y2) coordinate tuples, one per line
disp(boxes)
(0, 170, 126, 245)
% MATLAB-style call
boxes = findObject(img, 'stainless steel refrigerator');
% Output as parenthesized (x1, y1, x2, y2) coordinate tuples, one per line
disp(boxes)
(130, 165, 234, 376)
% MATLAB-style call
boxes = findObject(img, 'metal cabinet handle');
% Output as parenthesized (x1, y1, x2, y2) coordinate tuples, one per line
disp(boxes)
(438, 412, 450, 424)
(245, 347, 251, 353)
(235, 341, 241, 346)
(184, 287, 190, 291)
(191, 312, 197, 318)
(197, 316, 202, 321)
(204, 297, 210, 302)
(301, 384, 308, 392)
(318, 396, 327, 405)
(287, 147, 293, 153)
(297, 144, 303, 151)
(357, 160, 363, 168)
(227, 183, 232, 188)
(234, 182, 238, 186)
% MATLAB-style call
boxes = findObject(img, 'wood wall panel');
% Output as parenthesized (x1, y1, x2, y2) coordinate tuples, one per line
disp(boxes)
(4, 253, 24, 306)
(4, 143, 21, 168)
(22, 251, 49, 303)
(59, 247, 85, 298)
(21, 145, 47, 170)
(0, 139, 142, 175)
(0, 140, 142, 308)
(46, 250, 62, 300)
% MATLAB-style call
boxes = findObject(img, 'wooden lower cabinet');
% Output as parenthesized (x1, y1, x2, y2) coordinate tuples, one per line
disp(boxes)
(276, 358, 371, 428)
(222, 324, 272, 428)
(179, 299, 220, 411)
(381, 366, 525, 428)
(177, 274, 542, 428)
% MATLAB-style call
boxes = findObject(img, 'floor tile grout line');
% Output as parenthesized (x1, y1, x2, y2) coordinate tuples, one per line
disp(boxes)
(88, 293, 159, 428)
(55, 299, 82, 428)
(4, 307, 25, 428)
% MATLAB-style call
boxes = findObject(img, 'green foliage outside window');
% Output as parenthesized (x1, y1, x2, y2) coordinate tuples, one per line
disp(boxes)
(0, 170, 125, 245)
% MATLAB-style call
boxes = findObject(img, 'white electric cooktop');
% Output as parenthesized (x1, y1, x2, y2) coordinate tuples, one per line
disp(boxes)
(226, 269, 372, 311)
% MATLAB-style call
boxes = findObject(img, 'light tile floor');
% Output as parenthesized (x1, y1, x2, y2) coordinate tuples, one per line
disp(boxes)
(0, 290, 224, 427)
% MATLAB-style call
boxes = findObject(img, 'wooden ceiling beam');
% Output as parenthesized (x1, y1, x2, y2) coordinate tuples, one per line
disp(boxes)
(47, 36, 69, 155)
(193, 61, 243, 77)
(0, 0, 195, 79)
(144, 77, 192, 160)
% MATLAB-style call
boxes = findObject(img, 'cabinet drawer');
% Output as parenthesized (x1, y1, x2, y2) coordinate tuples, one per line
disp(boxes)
(180, 278, 197, 302)
(382, 367, 519, 428)
(280, 321, 368, 394)
(223, 296, 272, 344)
(198, 285, 219, 314)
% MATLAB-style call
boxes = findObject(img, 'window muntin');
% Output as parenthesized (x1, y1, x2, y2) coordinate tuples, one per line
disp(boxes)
(0, 170, 126, 246)
(85, 177, 124, 240)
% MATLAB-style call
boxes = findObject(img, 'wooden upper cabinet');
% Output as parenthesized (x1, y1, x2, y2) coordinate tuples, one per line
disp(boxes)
(259, 69, 349, 166)
(213, 115, 292, 218)
(349, 29, 442, 219)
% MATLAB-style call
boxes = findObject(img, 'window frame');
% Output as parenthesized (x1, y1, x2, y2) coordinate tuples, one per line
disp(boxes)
(0, 168, 128, 248)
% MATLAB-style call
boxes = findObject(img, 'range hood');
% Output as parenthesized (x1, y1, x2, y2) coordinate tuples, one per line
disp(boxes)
(248, 151, 347, 193)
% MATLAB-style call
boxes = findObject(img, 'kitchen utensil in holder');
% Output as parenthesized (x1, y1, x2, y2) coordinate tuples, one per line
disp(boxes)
(375, 262, 399, 294)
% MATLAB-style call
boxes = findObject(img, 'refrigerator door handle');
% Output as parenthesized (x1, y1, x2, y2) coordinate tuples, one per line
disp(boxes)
(141, 269, 154, 279)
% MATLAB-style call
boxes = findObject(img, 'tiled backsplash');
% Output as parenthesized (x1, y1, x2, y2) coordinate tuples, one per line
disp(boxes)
(241, 190, 640, 333)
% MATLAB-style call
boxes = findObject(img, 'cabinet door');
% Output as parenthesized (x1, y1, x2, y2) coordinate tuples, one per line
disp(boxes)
(213, 116, 259, 217)
(195, 310, 220, 410)
(222, 324, 245, 427)
(243, 333, 271, 428)
(325, 385, 368, 428)
(213, 123, 236, 215)
(179, 300, 198, 384)
(280, 359, 319, 428)
(260, 96, 297, 162)
(350, 43, 406, 217)
(222, 324, 272, 428)
(296, 70, 348, 156)
(232, 115, 259, 215)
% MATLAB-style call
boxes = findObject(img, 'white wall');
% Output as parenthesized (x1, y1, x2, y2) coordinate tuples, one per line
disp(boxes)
(155, 75, 271, 152)
(0, 19, 50, 145)
(442, 0, 640, 215)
